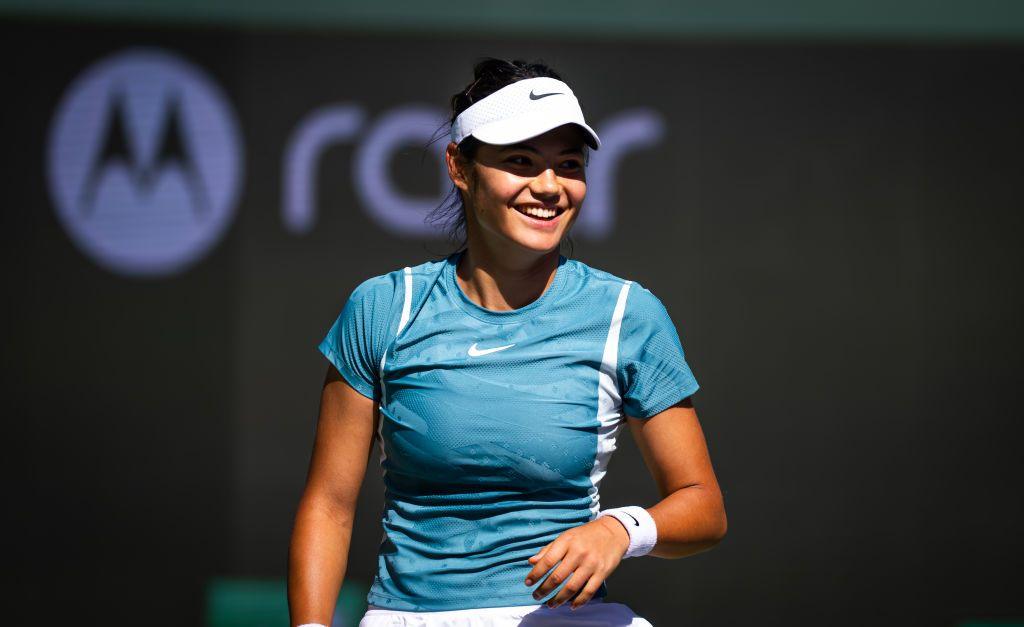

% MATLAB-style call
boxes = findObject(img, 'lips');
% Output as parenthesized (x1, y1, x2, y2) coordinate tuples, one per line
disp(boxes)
(513, 205, 565, 221)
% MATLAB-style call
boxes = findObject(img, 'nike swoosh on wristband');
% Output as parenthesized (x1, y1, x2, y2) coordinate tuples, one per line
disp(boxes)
(468, 342, 516, 357)
(624, 513, 640, 526)
(529, 90, 563, 100)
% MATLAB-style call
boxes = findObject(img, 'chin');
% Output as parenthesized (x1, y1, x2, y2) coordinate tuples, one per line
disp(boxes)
(511, 236, 563, 254)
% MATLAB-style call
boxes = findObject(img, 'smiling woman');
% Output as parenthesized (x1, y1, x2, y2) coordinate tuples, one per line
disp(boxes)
(288, 58, 727, 627)
(447, 124, 588, 258)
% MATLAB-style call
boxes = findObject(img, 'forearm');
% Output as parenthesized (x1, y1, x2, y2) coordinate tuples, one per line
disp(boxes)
(288, 493, 355, 625)
(646, 483, 727, 559)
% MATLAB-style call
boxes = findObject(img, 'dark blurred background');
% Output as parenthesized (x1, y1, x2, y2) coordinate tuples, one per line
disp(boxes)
(4, 1, 1023, 625)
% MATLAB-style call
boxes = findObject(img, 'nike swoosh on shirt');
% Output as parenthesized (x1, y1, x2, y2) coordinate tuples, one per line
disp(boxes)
(468, 342, 516, 357)
(529, 90, 563, 100)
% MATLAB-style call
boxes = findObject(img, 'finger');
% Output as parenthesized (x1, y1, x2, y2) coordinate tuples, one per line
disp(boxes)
(525, 546, 551, 585)
(527, 541, 570, 594)
(533, 552, 580, 601)
(525, 539, 568, 586)
(570, 573, 606, 610)
(548, 563, 594, 609)
(527, 544, 549, 565)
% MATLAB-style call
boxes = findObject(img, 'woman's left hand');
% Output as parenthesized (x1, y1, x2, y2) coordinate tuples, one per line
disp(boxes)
(524, 516, 631, 610)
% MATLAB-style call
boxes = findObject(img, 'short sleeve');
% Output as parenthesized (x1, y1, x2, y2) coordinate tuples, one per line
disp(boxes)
(617, 284, 700, 419)
(317, 275, 396, 401)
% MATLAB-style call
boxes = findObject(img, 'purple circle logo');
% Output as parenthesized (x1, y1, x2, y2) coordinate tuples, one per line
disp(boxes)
(47, 48, 244, 277)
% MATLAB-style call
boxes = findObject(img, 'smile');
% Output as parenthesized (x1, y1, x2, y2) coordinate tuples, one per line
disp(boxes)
(513, 205, 565, 221)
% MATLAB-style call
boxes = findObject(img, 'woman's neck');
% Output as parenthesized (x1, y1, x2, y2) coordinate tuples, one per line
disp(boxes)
(455, 244, 561, 312)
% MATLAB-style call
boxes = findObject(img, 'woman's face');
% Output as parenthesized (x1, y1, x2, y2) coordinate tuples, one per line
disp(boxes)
(447, 124, 588, 256)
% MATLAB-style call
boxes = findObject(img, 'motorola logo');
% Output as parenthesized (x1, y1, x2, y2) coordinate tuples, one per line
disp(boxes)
(47, 48, 244, 277)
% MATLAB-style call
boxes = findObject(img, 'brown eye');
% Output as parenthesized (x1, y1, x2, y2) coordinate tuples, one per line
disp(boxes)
(507, 155, 531, 166)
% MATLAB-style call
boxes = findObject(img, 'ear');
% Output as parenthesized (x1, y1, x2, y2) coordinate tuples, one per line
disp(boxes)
(446, 142, 471, 193)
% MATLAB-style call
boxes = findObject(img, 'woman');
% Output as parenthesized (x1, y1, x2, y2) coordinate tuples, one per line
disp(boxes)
(288, 58, 727, 627)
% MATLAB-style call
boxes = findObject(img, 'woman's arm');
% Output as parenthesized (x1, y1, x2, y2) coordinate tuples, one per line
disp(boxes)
(627, 396, 727, 558)
(524, 396, 726, 609)
(288, 364, 378, 626)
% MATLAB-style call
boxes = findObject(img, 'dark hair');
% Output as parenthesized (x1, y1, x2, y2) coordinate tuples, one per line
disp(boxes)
(426, 58, 576, 257)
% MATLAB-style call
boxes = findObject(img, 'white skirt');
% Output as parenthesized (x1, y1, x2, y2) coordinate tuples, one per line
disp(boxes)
(357, 598, 654, 626)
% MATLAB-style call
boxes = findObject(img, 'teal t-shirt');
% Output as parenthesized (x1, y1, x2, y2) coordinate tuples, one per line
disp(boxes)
(318, 249, 699, 611)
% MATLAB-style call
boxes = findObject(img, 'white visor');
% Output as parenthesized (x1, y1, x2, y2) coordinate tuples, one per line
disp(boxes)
(450, 76, 601, 150)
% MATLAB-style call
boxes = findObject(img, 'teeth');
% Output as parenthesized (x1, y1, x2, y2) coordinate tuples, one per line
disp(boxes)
(520, 206, 558, 219)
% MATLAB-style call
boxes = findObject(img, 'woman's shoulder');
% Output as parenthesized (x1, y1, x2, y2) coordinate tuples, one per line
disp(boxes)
(566, 257, 676, 324)
(565, 257, 657, 296)
(343, 255, 450, 303)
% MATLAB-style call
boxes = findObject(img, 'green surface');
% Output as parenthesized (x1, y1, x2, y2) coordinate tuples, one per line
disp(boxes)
(1, 0, 1024, 41)
(206, 577, 369, 627)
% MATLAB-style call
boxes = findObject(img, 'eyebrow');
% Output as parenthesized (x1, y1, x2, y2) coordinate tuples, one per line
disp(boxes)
(501, 143, 584, 155)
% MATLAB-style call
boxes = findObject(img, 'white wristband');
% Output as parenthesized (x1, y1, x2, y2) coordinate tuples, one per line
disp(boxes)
(297, 623, 328, 627)
(597, 506, 658, 558)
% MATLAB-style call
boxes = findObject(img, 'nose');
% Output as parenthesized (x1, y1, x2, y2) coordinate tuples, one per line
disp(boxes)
(529, 168, 561, 200)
